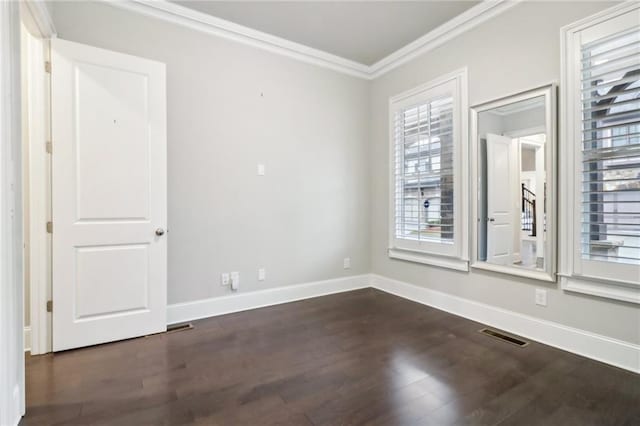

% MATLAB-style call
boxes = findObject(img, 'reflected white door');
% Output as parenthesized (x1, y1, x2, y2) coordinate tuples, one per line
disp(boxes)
(51, 38, 167, 351)
(486, 134, 516, 265)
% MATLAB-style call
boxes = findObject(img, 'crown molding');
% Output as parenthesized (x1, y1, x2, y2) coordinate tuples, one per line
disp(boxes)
(112, 0, 371, 79)
(23, 0, 56, 38)
(368, 0, 520, 78)
(104, 0, 517, 80)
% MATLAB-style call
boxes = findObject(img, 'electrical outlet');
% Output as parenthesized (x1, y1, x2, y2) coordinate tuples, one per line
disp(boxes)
(230, 271, 240, 291)
(257, 164, 265, 176)
(535, 288, 547, 307)
(343, 257, 351, 269)
(221, 273, 230, 286)
(258, 268, 266, 281)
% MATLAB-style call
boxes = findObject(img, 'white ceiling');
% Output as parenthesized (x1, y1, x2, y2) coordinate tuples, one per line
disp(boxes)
(173, 1, 481, 65)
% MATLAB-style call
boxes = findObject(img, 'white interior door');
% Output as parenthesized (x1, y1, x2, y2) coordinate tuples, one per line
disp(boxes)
(51, 38, 167, 351)
(486, 133, 516, 265)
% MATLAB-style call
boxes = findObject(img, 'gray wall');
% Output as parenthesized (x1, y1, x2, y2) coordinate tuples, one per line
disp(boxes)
(49, 1, 640, 346)
(370, 1, 640, 344)
(51, 1, 371, 305)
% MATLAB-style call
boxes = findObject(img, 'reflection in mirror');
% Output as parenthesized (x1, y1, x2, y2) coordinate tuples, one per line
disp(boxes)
(477, 95, 547, 271)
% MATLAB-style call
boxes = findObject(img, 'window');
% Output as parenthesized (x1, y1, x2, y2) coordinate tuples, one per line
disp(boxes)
(388, 69, 468, 270)
(561, 3, 640, 302)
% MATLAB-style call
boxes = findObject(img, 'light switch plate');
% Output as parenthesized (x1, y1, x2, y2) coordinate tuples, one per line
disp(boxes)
(535, 288, 547, 307)
(257, 164, 265, 176)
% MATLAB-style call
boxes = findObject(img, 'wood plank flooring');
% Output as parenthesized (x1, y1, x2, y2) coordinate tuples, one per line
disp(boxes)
(21, 289, 640, 425)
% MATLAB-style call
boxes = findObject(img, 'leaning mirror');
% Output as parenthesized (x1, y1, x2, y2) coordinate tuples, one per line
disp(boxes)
(471, 85, 557, 281)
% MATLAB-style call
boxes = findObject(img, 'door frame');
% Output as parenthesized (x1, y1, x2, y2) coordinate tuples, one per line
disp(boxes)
(504, 126, 546, 266)
(25, 14, 168, 354)
(1, 2, 30, 423)
(21, 0, 55, 355)
(517, 136, 546, 262)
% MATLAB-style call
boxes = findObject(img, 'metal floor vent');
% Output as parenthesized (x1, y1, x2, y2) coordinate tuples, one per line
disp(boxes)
(166, 323, 194, 333)
(479, 328, 529, 347)
(144, 323, 193, 340)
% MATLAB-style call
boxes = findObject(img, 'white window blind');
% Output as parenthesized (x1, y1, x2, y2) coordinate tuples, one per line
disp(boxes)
(388, 70, 467, 268)
(394, 95, 454, 245)
(580, 25, 640, 266)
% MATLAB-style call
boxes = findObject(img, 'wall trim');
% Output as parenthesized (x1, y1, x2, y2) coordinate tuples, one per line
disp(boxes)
(23, 0, 56, 38)
(559, 1, 640, 304)
(561, 276, 640, 305)
(388, 248, 469, 272)
(1, 2, 25, 424)
(167, 273, 639, 374)
(370, 274, 640, 374)
(368, 0, 520, 78)
(106, 0, 516, 80)
(23, 328, 31, 353)
(111, 0, 370, 79)
(167, 274, 370, 325)
(23, 26, 51, 356)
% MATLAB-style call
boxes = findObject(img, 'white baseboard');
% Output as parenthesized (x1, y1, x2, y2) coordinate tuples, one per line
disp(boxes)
(370, 274, 640, 374)
(167, 274, 370, 325)
(167, 272, 638, 373)
(12, 384, 22, 426)
(23, 327, 31, 352)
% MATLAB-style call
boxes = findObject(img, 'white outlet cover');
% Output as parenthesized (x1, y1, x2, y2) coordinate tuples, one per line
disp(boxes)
(257, 164, 265, 175)
(343, 257, 351, 269)
(221, 273, 230, 286)
(230, 271, 240, 291)
(535, 288, 547, 306)
(258, 268, 266, 281)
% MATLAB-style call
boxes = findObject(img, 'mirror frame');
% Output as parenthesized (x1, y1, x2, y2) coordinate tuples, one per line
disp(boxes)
(470, 84, 557, 282)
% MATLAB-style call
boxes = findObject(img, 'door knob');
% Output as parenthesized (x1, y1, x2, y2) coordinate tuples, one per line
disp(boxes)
(155, 228, 165, 236)
(488, 218, 495, 222)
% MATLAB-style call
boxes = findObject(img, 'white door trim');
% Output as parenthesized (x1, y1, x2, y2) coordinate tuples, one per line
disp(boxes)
(21, 0, 55, 358)
(1, 2, 25, 424)
(24, 29, 51, 355)
(21, 0, 56, 39)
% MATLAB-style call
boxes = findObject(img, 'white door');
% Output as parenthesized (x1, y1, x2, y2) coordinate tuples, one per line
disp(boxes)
(486, 134, 516, 265)
(51, 38, 167, 351)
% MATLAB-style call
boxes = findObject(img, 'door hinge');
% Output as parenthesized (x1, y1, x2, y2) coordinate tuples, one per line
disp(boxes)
(46, 300, 53, 312)
(46, 221, 53, 233)
(46, 141, 52, 154)
(45, 61, 51, 73)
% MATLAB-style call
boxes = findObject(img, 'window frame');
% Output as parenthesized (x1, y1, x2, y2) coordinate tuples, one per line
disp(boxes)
(388, 68, 469, 271)
(560, 2, 640, 304)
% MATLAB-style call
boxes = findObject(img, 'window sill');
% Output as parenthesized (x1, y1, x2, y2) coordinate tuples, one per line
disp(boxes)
(471, 261, 556, 282)
(388, 248, 469, 272)
(560, 275, 640, 305)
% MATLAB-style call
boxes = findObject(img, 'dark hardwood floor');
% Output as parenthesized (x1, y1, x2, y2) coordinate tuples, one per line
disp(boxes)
(22, 289, 640, 425)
